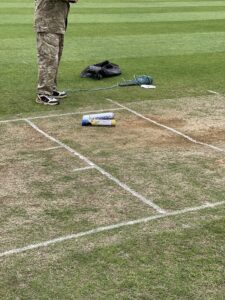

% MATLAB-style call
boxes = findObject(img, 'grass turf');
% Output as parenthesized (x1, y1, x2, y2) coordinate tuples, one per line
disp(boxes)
(1, 0, 225, 299)
(1, 0, 225, 118)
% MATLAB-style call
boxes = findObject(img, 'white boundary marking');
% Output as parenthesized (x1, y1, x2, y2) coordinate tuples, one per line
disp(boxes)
(120, 93, 223, 107)
(0, 94, 223, 125)
(0, 117, 25, 124)
(40, 146, 63, 152)
(207, 90, 220, 95)
(25, 119, 166, 214)
(73, 166, 95, 172)
(28, 108, 123, 120)
(106, 99, 225, 154)
(1, 201, 224, 258)
(1, 101, 224, 258)
(0, 108, 123, 124)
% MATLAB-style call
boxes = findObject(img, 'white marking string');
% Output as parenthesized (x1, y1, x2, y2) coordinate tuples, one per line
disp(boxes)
(25, 119, 165, 214)
(124, 94, 223, 108)
(106, 99, 225, 153)
(0, 118, 26, 124)
(40, 146, 63, 151)
(0, 108, 123, 124)
(73, 166, 95, 172)
(207, 90, 220, 95)
(28, 108, 123, 120)
(1, 201, 224, 258)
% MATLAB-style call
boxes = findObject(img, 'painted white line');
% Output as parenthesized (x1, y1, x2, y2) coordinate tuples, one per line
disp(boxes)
(40, 146, 63, 151)
(1, 201, 224, 258)
(106, 99, 225, 154)
(28, 108, 123, 120)
(25, 119, 165, 214)
(207, 90, 220, 95)
(0, 108, 123, 124)
(124, 94, 224, 107)
(73, 166, 95, 172)
(0, 118, 26, 124)
(25, 119, 95, 166)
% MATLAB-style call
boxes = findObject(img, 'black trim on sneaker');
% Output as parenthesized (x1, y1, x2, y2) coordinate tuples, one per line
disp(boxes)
(52, 90, 68, 99)
(36, 94, 60, 105)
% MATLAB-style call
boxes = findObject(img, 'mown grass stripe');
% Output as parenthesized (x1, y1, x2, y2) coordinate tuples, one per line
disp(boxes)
(69, 11, 225, 23)
(62, 31, 225, 60)
(3, 7, 225, 15)
(2, 19, 225, 39)
(2, 11, 225, 24)
(1, 32, 225, 63)
(1, 2, 225, 8)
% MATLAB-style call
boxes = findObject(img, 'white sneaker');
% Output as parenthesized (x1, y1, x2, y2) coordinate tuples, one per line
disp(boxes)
(36, 94, 60, 105)
(52, 90, 68, 99)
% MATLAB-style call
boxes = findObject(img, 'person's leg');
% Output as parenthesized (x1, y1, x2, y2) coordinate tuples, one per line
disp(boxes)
(52, 34, 68, 99)
(53, 34, 64, 90)
(36, 32, 61, 96)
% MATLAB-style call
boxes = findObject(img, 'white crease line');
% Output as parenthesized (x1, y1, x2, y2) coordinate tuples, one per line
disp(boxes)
(0, 118, 26, 124)
(207, 90, 220, 95)
(25, 119, 165, 214)
(28, 107, 123, 120)
(1, 201, 224, 258)
(40, 146, 63, 151)
(0, 108, 123, 124)
(73, 166, 95, 172)
(106, 99, 225, 154)
(124, 94, 224, 107)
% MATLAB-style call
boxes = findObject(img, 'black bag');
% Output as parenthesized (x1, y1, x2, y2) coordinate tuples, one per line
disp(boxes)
(80, 60, 122, 80)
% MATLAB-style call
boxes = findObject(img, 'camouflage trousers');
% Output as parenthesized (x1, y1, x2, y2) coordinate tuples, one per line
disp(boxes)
(36, 32, 64, 95)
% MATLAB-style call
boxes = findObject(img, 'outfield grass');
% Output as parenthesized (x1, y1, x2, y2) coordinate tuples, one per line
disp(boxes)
(1, 0, 225, 118)
(1, 1, 225, 299)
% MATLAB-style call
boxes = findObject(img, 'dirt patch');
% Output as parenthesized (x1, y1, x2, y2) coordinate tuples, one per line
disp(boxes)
(126, 96, 225, 147)
(190, 127, 225, 143)
(216, 159, 225, 168)
(117, 115, 192, 150)
(118, 111, 225, 149)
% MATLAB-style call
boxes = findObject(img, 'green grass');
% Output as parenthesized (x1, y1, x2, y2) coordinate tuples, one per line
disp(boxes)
(1, 207, 225, 299)
(1, 0, 225, 118)
(1, 1, 225, 299)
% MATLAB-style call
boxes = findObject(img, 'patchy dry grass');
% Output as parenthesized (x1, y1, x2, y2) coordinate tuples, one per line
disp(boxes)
(0, 121, 156, 253)
(1, 205, 225, 300)
(34, 98, 225, 210)
(127, 94, 225, 148)
(1, 95, 225, 299)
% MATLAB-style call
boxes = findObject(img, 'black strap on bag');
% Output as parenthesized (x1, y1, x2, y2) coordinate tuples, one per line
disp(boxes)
(80, 60, 122, 80)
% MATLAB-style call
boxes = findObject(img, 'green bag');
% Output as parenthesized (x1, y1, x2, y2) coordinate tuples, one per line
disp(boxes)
(119, 75, 153, 87)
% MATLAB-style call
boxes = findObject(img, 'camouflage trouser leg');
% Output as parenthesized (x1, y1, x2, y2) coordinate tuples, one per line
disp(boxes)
(53, 34, 64, 90)
(36, 32, 64, 95)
